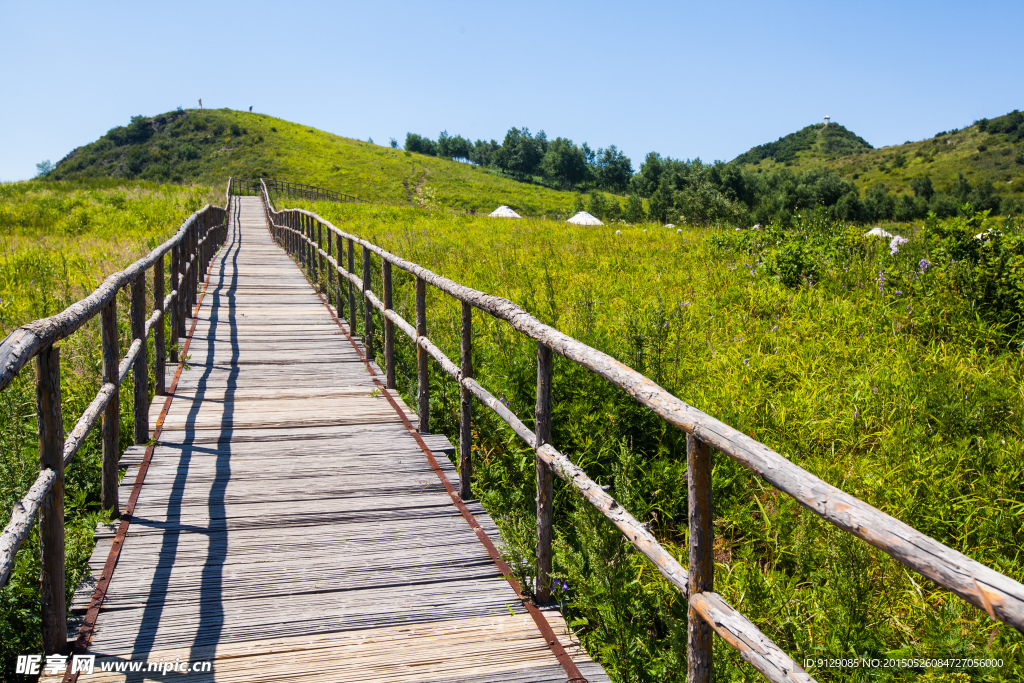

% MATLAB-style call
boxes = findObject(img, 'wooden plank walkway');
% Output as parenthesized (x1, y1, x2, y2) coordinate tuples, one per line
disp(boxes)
(63, 197, 609, 682)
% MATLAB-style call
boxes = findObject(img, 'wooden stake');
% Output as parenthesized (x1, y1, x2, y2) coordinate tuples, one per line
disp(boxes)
(131, 274, 148, 445)
(535, 342, 553, 604)
(688, 434, 714, 682)
(383, 260, 395, 389)
(362, 245, 374, 360)
(35, 345, 65, 655)
(415, 276, 429, 434)
(101, 301, 119, 517)
(459, 302, 473, 501)
(170, 244, 179, 362)
(154, 252, 165, 395)
(347, 238, 357, 335)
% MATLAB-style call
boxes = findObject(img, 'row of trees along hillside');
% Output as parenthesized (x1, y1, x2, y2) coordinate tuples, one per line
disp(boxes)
(403, 128, 633, 193)
(405, 113, 1024, 225)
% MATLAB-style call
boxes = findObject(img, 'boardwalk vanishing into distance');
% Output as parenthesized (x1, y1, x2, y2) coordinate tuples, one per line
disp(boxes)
(57, 197, 609, 682)
(3, 178, 1020, 683)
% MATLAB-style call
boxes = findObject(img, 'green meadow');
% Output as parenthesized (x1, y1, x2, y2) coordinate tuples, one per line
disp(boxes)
(288, 196, 1024, 682)
(0, 179, 220, 673)
(2, 147, 1022, 681)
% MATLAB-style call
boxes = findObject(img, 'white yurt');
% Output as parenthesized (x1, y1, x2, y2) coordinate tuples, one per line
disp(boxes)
(864, 227, 893, 239)
(567, 211, 603, 226)
(489, 205, 522, 218)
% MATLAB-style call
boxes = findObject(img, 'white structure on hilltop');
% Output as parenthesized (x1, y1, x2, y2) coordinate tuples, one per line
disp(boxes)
(489, 205, 522, 218)
(824, 115, 831, 125)
(567, 211, 603, 226)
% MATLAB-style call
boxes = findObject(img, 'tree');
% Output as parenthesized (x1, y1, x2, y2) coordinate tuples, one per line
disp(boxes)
(35, 160, 54, 177)
(594, 145, 633, 193)
(952, 172, 972, 204)
(405, 133, 437, 156)
(470, 139, 500, 166)
(389, 138, 398, 149)
(910, 175, 934, 200)
(587, 192, 605, 218)
(494, 127, 544, 179)
(540, 137, 588, 189)
(631, 152, 664, 197)
(623, 195, 646, 223)
(864, 183, 896, 221)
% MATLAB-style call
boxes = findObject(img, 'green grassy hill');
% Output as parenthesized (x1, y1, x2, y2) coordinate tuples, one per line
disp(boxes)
(48, 109, 581, 217)
(732, 110, 1024, 198)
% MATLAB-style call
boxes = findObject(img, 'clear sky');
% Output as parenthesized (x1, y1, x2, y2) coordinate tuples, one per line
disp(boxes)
(1, 0, 1021, 181)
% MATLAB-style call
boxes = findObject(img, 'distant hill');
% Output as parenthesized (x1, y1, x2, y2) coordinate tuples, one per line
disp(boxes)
(731, 111, 1024, 199)
(47, 109, 579, 217)
(732, 123, 873, 166)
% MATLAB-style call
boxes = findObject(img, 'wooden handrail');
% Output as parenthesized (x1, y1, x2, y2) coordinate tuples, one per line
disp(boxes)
(231, 177, 358, 203)
(0, 181, 230, 655)
(259, 178, 1024, 682)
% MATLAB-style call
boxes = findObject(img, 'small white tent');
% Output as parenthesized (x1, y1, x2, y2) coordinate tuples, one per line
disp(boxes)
(864, 227, 893, 239)
(567, 211, 603, 226)
(489, 205, 522, 218)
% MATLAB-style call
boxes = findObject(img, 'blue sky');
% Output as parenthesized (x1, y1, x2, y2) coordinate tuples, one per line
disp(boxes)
(1, 0, 1021, 181)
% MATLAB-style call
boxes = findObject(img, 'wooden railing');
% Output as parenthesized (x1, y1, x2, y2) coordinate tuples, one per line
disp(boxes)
(232, 177, 357, 203)
(0, 181, 230, 655)
(259, 179, 1024, 683)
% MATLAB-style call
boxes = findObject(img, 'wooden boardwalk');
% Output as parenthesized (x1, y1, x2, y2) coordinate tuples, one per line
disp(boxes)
(64, 197, 608, 682)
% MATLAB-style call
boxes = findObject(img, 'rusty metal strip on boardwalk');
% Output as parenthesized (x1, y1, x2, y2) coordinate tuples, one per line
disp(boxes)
(311, 287, 588, 683)
(63, 255, 222, 683)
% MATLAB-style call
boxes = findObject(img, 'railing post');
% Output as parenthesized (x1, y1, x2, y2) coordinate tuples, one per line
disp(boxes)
(347, 238, 357, 335)
(314, 220, 322, 284)
(317, 222, 324, 288)
(131, 274, 149, 444)
(170, 244, 180, 363)
(415, 276, 428, 434)
(188, 220, 197, 314)
(382, 260, 395, 389)
(688, 434, 714, 682)
(326, 228, 334, 298)
(154, 251, 165, 396)
(535, 342, 553, 604)
(336, 241, 346, 321)
(36, 345, 66, 655)
(101, 301, 120, 517)
(459, 302, 472, 500)
(362, 245, 374, 360)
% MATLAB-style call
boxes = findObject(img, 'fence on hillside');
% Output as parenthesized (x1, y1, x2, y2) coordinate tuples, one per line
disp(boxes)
(258, 178, 1024, 683)
(0, 182, 230, 656)
(232, 177, 358, 203)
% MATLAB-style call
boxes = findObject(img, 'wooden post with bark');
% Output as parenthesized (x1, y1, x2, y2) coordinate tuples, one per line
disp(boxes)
(36, 345, 65, 655)
(535, 342, 554, 604)
(415, 276, 429, 434)
(101, 301, 119, 516)
(688, 434, 714, 682)
(154, 252, 166, 395)
(383, 260, 396, 389)
(362, 245, 374, 360)
(131, 274, 148, 444)
(459, 302, 473, 500)
(170, 244, 179, 363)
(347, 238, 357, 335)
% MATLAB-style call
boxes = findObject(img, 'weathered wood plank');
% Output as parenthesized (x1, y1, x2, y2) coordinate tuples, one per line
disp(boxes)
(71, 195, 607, 683)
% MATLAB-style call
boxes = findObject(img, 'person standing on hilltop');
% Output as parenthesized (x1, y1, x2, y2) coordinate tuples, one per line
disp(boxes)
(249, 106, 253, 112)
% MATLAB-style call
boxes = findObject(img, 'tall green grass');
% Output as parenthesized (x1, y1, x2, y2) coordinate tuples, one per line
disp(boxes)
(293, 198, 1023, 682)
(0, 179, 220, 678)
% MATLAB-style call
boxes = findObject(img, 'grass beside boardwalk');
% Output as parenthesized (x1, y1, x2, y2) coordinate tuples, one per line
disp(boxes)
(293, 197, 1023, 682)
(0, 179, 221, 677)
